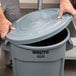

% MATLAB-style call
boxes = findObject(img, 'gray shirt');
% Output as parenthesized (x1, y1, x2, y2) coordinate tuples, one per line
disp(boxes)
(0, 0, 20, 22)
(0, 0, 6, 11)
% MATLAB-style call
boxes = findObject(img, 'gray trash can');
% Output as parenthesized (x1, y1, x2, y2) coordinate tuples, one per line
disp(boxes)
(6, 8, 72, 76)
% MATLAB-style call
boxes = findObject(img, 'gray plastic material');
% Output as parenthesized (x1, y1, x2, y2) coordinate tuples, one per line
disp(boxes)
(11, 43, 65, 76)
(6, 8, 72, 45)
(11, 28, 70, 76)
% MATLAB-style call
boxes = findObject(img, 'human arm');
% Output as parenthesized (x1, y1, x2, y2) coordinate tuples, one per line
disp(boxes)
(58, 0, 76, 19)
(0, 3, 15, 40)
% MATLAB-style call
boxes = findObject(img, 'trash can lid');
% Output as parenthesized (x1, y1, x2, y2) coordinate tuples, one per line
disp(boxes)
(6, 8, 73, 44)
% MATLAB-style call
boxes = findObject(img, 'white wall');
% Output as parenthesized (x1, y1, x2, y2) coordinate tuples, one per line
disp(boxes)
(19, 0, 59, 3)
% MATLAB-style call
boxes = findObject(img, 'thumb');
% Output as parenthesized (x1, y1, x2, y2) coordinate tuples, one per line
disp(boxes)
(9, 25, 15, 30)
(57, 10, 64, 19)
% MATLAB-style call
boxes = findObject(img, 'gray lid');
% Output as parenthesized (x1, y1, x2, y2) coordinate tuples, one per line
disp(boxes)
(6, 8, 73, 44)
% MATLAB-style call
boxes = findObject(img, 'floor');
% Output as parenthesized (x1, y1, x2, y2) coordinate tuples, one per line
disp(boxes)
(0, 9, 76, 76)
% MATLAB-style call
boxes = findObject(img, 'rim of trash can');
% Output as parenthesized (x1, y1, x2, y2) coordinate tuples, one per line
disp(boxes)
(13, 28, 70, 50)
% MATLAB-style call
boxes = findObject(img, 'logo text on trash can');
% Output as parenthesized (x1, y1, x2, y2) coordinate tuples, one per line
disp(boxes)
(32, 50, 49, 58)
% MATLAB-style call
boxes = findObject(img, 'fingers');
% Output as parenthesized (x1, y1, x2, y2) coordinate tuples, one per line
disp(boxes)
(9, 25, 15, 30)
(71, 10, 76, 19)
(57, 10, 64, 19)
(1, 32, 7, 40)
(8, 20, 15, 30)
(0, 28, 8, 40)
(73, 15, 76, 19)
(0, 24, 15, 40)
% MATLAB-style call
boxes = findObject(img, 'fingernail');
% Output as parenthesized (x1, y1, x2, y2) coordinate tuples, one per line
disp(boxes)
(57, 16, 60, 19)
(11, 27, 16, 30)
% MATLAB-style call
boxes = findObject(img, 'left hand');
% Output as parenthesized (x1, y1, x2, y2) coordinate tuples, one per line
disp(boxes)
(0, 18, 15, 40)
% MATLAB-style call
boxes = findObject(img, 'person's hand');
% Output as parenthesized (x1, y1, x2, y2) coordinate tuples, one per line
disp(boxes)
(58, 0, 76, 19)
(0, 18, 15, 40)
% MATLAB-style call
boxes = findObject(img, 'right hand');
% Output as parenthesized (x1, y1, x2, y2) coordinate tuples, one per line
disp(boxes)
(58, 0, 76, 19)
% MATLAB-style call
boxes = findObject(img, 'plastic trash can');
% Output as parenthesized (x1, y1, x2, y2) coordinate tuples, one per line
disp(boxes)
(6, 8, 72, 76)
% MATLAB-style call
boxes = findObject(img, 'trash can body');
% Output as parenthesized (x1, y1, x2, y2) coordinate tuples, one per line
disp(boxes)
(11, 29, 70, 76)
(11, 44, 65, 76)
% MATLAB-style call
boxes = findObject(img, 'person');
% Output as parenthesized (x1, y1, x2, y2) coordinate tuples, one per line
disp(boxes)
(0, 0, 76, 67)
(58, 0, 76, 19)
(0, 0, 21, 67)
